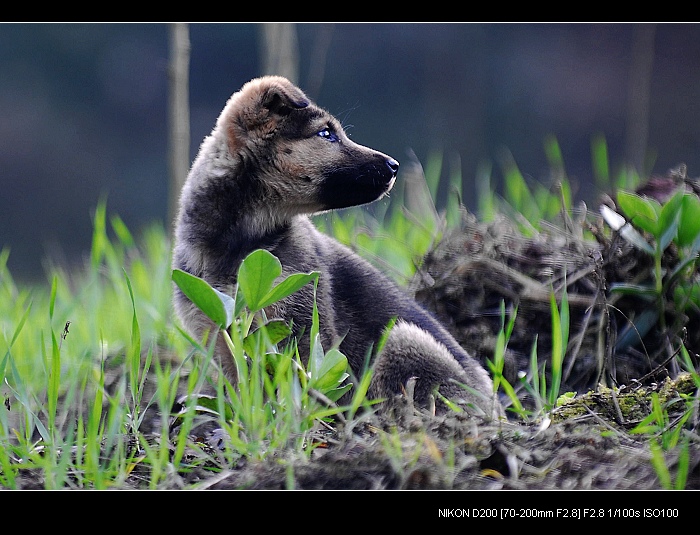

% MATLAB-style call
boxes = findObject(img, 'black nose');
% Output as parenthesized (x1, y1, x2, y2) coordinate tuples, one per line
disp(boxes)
(386, 158, 399, 174)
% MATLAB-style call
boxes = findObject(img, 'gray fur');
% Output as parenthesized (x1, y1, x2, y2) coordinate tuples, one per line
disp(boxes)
(172, 76, 502, 419)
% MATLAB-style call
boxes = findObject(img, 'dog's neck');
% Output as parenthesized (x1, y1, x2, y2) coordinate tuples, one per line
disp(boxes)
(175, 173, 297, 282)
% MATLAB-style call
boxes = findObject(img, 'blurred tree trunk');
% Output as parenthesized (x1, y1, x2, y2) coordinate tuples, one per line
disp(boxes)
(167, 23, 191, 236)
(259, 23, 299, 83)
(305, 24, 334, 100)
(625, 23, 656, 177)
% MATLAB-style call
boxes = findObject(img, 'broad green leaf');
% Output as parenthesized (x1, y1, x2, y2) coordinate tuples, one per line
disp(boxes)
(617, 190, 660, 236)
(311, 348, 349, 393)
(323, 383, 353, 402)
(172, 269, 234, 329)
(233, 288, 247, 317)
(259, 319, 293, 346)
(657, 189, 683, 250)
(242, 329, 260, 357)
(309, 333, 325, 379)
(658, 188, 684, 227)
(258, 272, 319, 311)
(172, 393, 234, 424)
(678, 193, 700, 248)
(242, 319, 292, 356)
(658, 211, 680, 252)
(674, 282, 700, 310)
(238, 249, 282, 312)
(235, 249, 318, 317)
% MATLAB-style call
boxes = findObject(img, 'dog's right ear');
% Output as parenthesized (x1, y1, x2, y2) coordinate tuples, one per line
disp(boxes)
(221, 76, 309, 154)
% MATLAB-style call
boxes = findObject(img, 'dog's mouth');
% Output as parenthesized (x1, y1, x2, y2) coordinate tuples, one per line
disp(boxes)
(385, 172, 397, 194)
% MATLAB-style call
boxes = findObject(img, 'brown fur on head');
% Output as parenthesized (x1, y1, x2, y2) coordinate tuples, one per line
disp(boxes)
(220, 76, 310, 154)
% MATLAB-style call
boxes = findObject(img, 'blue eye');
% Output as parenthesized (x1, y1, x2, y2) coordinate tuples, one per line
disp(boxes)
(317, 128, 339, 142)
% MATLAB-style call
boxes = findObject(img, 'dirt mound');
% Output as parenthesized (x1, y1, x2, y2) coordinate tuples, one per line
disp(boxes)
(414, 199, 698, 403)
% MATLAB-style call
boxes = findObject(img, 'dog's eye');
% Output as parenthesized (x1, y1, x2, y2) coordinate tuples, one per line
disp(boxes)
(317, 128, 339, 142)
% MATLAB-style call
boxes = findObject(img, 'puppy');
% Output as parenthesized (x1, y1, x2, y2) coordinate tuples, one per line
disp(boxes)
(172, 76, 501, 418)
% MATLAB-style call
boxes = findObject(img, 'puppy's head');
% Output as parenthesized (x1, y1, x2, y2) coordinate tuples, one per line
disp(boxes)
(219, 76, 311, 154)
(211, 76, 399, 213)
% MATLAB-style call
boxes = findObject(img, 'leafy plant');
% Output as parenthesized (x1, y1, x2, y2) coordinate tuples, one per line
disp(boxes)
(171, 248, 364, 458)
(595, 187, 700, 487)
(602, 188, 700, 347)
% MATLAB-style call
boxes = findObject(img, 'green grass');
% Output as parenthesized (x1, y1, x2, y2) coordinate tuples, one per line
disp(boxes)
(1, 138, 697, 489)
(0, 199, 192, 488)
(0, 194, 385, 489)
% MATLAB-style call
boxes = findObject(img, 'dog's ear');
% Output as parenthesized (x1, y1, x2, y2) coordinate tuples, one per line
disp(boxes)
(260, 78, 309, 116)
(222, 76, 309, 153)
